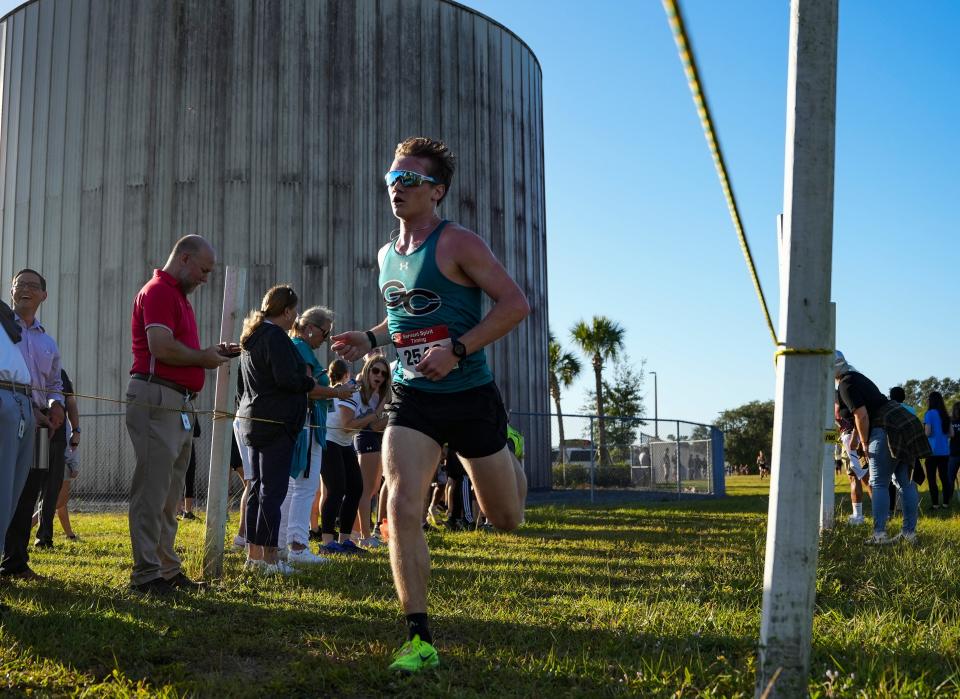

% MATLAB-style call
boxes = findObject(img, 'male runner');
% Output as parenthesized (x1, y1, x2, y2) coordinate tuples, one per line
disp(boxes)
(332, 137, 529, 672)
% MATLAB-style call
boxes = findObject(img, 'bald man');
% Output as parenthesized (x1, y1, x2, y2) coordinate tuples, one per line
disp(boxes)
(125, 235, 237, 594)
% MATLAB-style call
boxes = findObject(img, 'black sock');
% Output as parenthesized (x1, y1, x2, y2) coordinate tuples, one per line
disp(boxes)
(406, 613, 432, 644)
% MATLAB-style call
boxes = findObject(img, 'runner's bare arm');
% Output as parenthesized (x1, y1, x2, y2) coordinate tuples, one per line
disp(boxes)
(330, 317, 390, 362)
(416, 229, 529, 381)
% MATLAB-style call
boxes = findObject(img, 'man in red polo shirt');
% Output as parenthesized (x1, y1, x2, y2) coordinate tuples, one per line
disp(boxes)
(125, 235, 236, 595)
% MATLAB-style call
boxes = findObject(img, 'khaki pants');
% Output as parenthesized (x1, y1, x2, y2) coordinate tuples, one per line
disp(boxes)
(125, 378, 194, 585)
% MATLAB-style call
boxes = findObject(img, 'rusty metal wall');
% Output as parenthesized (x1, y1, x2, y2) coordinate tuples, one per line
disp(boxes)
(0, 0, 551, 491)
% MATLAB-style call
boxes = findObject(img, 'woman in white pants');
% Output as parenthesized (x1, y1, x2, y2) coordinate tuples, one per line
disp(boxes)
(279, 306, 354, 564)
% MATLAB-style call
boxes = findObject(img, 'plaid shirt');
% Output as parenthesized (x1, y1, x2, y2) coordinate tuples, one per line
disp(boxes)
(874, 400, 932, 464)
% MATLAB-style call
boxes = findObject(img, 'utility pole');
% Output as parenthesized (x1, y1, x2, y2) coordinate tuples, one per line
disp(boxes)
(650, 371, 659, 437)
(756, 0, 838, 697)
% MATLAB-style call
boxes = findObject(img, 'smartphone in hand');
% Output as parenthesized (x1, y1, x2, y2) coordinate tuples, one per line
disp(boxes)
(218, 342, 242, 358)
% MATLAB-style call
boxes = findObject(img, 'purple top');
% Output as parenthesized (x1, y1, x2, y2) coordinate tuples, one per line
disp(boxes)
(15, 314, 63, 409)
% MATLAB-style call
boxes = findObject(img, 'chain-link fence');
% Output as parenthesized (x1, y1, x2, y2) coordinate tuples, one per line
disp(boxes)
(69, 412, 242, 512)
(510, 411, 725, 500)
(71, 411, 722, 510)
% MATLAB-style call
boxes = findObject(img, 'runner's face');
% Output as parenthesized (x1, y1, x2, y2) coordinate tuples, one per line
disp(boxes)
(387, 155, 443, 221)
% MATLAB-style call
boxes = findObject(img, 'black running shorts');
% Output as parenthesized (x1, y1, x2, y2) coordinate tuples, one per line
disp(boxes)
(387, 381, 508, 459)
(354, 429, 383, 455)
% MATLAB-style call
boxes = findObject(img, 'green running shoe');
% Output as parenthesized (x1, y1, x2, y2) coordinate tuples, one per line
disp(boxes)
(388, 635, 439, 673)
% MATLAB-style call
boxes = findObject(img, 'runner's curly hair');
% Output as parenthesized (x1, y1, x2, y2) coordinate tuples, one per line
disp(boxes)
(395, 137, 456, 203)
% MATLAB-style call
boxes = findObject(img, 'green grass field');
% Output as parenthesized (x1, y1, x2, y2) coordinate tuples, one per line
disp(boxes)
(1, 476, 959, 698)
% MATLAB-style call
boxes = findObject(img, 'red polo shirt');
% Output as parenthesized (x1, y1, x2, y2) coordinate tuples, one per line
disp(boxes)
(130, 269, 204, 393)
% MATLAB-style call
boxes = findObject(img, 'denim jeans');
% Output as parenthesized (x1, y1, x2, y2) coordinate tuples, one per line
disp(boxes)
(867, 427, 918, 535)
(947, 456, 960, 505)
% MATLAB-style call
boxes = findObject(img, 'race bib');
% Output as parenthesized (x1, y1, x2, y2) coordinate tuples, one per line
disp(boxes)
(393, 325, 452, 380)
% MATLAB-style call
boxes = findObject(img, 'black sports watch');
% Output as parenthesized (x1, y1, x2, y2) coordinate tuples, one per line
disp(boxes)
(451, 339, 467, 360)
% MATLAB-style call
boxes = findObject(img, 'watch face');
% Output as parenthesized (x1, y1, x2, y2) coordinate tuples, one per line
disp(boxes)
(453, 341, 467, 358)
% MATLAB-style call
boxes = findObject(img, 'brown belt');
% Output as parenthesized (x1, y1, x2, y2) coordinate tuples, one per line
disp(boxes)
(130, 373, 197, 400)
(0, 380, 31, 397)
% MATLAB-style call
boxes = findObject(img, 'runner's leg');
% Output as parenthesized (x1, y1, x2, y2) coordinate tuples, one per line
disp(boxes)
(461, 445, 526, 531)
(383, 426, 440, 615)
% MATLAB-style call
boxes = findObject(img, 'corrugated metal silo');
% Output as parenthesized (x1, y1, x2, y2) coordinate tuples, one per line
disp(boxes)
(0, 0, 551, 493)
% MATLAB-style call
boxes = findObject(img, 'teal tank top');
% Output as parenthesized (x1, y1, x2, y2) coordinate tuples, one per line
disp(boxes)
(380, 220, 493, 393)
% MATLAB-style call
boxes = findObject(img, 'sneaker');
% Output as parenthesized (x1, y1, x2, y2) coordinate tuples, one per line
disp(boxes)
(388, 635, 439, 673)
(337, 540, 367, 555)
(308, 528, 323, 542)
(847, 514, 865, 525)
(865, 532, 896, 545)
(243, 558, 265, 572)
(277, 547, 288, 561)
(180, 511, 197, 521)
(319, 541, 349, 555)
(287, 547, 329, 565)
(65, 534, 80, 542)
(359, 536, 384, 549)
(33, 539, 53, 549)
(261, 560, 300, 576)
(232, 535, 247, 550)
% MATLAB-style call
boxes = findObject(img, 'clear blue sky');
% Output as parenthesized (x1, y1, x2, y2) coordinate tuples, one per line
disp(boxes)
(456, 0, 959, 426)
(1, 0, 956, 429)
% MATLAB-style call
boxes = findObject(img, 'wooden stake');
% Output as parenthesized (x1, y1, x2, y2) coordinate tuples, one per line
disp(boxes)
(756, 0, 838, 695)
(202, 266, 246, 579)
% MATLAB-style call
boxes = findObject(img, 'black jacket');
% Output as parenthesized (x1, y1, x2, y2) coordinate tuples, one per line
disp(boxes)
(0, 300, 21, 344)
(237, 322, 314, 448)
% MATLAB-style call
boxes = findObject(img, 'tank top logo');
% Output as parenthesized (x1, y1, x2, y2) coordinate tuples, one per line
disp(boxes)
(381, 279, 442, 316)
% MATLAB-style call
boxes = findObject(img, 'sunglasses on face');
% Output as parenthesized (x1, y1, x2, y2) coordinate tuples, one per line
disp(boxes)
(384, 170, 438, 188)
(369, 367, 386, 377)
(312, 325, 331, 339)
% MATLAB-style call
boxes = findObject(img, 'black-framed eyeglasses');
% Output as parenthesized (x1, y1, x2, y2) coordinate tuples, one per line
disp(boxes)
(384, 170, 438, 188)
(12, 281, 43, 291)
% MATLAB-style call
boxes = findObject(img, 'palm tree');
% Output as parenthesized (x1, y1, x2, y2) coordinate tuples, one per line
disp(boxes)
(571, 316, 625, 466)
(548, 330, 582, 485)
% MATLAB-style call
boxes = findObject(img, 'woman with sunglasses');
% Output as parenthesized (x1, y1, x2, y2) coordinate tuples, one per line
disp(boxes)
(237, 285, 316, 575)
(277, 306, 354, 565)
(320, 357, 386, 555)
(352, 354, 391, 547)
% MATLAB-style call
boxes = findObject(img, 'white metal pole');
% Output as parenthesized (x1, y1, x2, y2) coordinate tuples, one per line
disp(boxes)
(756, 0, 838, 696)
(820, 303, 837, 531)
(202, 266, 246, 579)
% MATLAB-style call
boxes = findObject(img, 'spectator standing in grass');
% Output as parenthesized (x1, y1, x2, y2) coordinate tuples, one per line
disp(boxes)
(352, 354, 391, 547)
(837, 397, 870, 525)
(237, 285, 316, 575)
(2, 269, 65, 581)
(277, 305, 352, 565)
(923, 391, 954, 510)
(35, 368, 76, 547)
(310, 359, 352, 540)
(319, 356, 385, 554)
(51, 371, 81, 542)
(178, 420, 202, 521)
(835, 351, 927, 544)
(125, 236, 233, 595)
(948, 403, 960, 503)
(0, 296, 36, 605)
